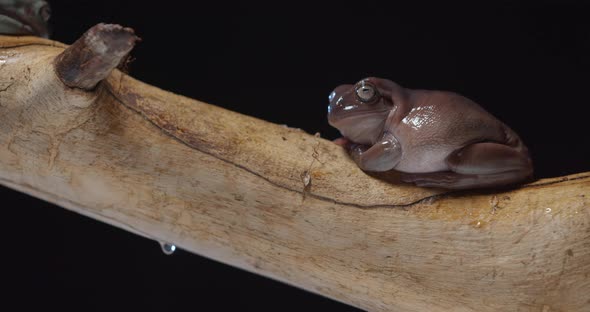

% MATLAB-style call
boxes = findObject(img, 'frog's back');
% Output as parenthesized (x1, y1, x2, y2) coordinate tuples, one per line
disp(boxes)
(393, 90, 508, 173)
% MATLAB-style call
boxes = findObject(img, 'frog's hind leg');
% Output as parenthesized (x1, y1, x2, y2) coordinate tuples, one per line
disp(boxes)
(401, 142, 533, 189)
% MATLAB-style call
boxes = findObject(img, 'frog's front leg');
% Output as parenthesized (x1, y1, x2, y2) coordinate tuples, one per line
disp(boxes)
(347, 132, 401, 171)
(401, 142, 533, 189)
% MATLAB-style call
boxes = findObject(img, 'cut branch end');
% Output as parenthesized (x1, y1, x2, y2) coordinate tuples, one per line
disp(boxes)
(54, 23, 139, 90)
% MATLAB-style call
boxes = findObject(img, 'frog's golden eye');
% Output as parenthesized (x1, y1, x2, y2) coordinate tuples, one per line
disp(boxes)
(355, 81, 379, 103)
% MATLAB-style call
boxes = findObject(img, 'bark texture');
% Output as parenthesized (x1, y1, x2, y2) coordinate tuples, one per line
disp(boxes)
(0, 28, 588, 312)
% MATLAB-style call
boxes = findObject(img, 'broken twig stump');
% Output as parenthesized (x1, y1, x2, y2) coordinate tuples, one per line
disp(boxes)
(0, 24, 588, 312)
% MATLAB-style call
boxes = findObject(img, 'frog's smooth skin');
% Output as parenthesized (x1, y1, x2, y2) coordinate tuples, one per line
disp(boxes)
(0, 0, 50, 38)
(327, 77, 533, 189)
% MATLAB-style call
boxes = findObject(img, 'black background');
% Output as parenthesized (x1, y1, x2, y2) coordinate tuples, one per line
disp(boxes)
(3, 1, 589, 311)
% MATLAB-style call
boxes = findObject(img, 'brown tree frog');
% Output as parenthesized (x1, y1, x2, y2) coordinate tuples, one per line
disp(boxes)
(328, 77, 533, 189)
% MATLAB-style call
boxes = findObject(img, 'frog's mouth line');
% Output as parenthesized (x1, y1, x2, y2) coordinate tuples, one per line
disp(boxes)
(329, 109, 390, 127)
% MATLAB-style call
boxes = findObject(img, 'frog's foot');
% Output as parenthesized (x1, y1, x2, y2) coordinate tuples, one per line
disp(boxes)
(333, 137, 350, 146)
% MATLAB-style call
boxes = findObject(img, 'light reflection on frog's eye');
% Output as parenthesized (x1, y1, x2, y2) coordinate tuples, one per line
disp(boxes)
(355, 81, 379, 103)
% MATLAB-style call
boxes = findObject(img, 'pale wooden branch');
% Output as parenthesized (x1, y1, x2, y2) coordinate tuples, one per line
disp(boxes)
(0, 27, 588, 312)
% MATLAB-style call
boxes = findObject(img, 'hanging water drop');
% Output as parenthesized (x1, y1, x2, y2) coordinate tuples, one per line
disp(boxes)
(159, 242, 176, 255)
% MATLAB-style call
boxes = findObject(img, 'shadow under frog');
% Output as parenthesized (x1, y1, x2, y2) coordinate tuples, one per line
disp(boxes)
(328, 77, 533, 190)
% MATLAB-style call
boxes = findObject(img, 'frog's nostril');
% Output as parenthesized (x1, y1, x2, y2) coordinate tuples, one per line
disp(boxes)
(328, 91, 337, 102)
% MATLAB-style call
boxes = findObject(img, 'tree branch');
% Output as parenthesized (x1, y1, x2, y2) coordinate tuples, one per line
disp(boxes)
(0, 26, 588, 312)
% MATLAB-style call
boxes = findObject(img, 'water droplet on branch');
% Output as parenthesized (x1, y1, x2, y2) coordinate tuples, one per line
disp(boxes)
(159, 242, 176, 255)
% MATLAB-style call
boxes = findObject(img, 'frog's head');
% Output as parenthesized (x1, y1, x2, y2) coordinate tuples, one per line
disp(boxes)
(0, 0, 51, 38)
(327, 77, 395, 145)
